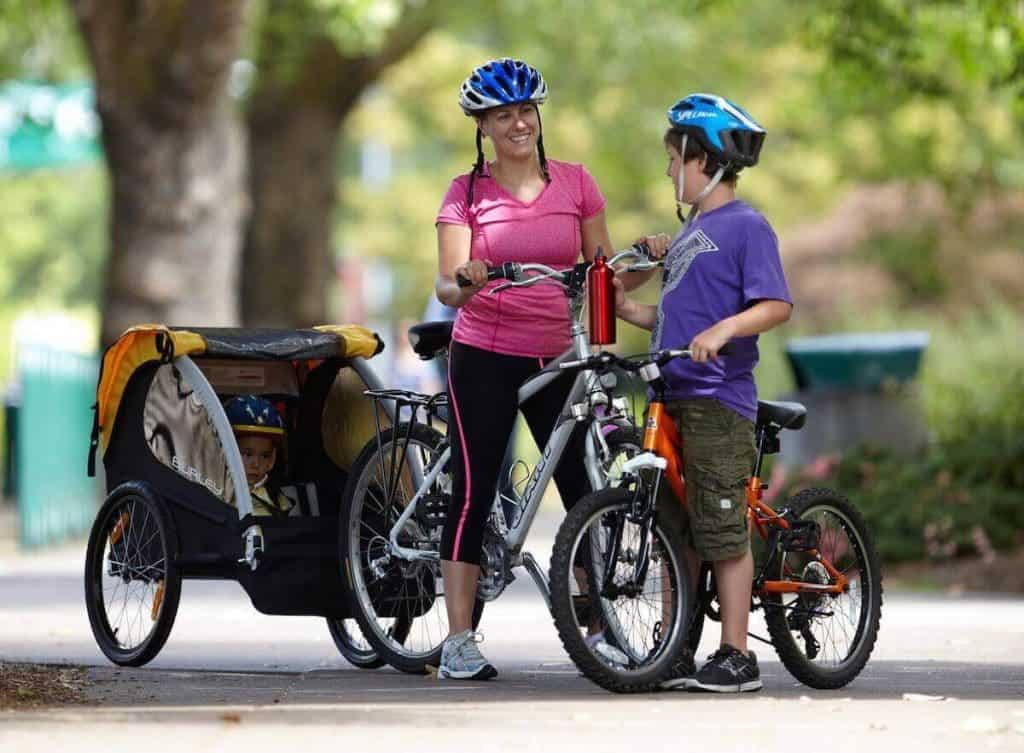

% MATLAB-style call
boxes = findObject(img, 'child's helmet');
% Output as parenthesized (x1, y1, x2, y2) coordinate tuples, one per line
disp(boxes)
(667, 93, 766, 168)
(224, 395, 285, 438)
(459, 58, 548, 114)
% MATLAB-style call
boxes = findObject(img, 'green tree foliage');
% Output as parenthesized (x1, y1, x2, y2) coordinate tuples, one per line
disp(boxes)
(0, 0, 100, 313)
(809, 0, 1024, 196)
(0, 0, 87, 80)
(241, 0, 442, 327)
(336, 1, 830, 340)
(0, 1, 101, 385)
(0, 169, 106, 310)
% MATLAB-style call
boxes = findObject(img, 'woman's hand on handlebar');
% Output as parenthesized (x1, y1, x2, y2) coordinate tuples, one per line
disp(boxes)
(454, 259, 492, 292)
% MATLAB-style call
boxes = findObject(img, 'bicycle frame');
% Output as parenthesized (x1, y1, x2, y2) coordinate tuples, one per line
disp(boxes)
(640, 393, 848, 597)
(380, 256, 646, 604)
(385, 345, 598, 562)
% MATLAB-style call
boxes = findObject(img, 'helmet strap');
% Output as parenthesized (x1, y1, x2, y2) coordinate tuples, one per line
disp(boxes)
(678, 158, 727, 229)
(692, 165, 726, 206)
(675, 134, 688, 212)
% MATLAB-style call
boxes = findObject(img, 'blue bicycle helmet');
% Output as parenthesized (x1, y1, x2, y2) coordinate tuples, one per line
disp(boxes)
(459, 58, 551, 206)
(224, 395, 285, 438)
(667, 93, 765, 168)
(459, 58, 548, 114)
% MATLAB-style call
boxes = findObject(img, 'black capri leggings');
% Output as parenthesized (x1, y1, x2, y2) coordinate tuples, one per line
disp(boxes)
(441, 341, 591, 565)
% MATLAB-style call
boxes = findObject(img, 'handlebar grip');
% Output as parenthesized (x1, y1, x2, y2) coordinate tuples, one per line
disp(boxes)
(633, 241, 651, 256)
(456, 262, 517, 287)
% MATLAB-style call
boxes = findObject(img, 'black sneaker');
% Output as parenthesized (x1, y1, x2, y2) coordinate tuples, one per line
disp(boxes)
(688, 644, 762, 693)
(659, 646, 697, 690)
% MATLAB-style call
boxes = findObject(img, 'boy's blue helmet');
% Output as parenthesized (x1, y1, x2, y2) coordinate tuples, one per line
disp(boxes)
(224, 395, 285, 438)
(667, 93, 766, 168)
(459, 58, 548, 114)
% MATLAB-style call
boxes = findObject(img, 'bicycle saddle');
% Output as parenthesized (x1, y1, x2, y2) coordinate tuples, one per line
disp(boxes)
(408, 320, 454, 360)
(756, 400, 807, 430)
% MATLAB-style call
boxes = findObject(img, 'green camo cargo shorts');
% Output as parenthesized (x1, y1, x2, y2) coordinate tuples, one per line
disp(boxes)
(658, 398, 756, 562)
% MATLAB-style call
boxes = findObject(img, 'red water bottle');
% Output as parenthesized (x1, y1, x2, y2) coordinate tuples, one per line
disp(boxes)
(587, 247, 616, 345)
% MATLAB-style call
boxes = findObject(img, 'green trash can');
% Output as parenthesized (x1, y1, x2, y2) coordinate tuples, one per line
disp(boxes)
(15, 344, 99, 548)
(785, 331, 930, 392)
(778, 331, 931, 466)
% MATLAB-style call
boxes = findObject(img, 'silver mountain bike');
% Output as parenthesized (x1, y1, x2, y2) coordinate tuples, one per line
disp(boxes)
(338, 246, 656, 673)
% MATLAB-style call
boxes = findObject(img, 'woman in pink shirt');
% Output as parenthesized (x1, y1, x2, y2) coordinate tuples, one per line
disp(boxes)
(433, 58, 661, 679)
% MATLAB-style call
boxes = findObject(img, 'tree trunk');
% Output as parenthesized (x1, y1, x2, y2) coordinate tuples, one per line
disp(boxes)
(69, 0, 250, 346)
(243, 96, 344, 328)
(100, 101, 247, 344)
(241, 3, 438, 328)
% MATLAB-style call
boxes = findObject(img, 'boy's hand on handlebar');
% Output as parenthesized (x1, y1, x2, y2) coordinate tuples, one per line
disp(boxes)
(636, 233, 671, 259)
(689, 320, 735, 362)
(454, 259, 492, 292)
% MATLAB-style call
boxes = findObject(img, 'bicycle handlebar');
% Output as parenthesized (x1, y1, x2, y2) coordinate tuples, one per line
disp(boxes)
(559, 343, 734, 374)
(457, 243, 658, 294)
(456, 261, 521, 288)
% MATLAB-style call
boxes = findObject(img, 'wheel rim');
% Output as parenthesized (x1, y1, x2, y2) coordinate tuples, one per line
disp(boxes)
(348, 434, 451, 662)
(568, 501, 684, 674)
(94, 495, 168, 654)
(774, 502, 873, 669)
(334, 618, 377, 659)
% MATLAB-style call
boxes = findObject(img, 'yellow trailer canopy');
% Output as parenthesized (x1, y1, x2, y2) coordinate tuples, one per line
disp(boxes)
(89, 324, 383, 471)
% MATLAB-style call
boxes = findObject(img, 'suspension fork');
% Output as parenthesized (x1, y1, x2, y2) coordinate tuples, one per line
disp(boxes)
(630, 472, 661, 588)
(601, 390, 675, 594)
(601, 469, 662, 596)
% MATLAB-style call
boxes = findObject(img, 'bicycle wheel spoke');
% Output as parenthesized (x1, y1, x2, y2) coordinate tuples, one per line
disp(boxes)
(578, 503, 680, 669)
(776, 501, 878, 673)
(347, 426, 456, 666)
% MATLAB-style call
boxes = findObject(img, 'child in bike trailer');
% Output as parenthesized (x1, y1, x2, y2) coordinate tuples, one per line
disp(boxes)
(614, 93, 793, 693)
(225, 395, 294, 517)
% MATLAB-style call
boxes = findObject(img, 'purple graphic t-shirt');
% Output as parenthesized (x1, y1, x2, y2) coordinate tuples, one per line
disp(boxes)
(651, 199, 792, 422)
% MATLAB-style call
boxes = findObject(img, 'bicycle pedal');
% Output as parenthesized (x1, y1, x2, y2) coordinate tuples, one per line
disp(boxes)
(780, 520, 820, 551)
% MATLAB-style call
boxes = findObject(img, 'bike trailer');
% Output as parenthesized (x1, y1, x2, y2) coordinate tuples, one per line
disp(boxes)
(84, 324, 387, 665)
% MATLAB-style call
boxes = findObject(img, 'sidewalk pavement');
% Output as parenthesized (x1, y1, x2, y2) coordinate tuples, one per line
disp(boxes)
(0, 503, 88, 576)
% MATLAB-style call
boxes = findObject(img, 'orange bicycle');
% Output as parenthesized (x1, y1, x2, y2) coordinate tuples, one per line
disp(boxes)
(549, 348, 883, 693)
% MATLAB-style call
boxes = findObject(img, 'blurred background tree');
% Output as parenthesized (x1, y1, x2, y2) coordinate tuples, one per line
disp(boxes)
(69, 0, 250, 344)
(242, 0, 441, 327)
(1, 0, 1021, 564)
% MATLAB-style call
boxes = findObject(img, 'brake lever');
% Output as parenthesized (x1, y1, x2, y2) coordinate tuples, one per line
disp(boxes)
(623, 260, 664, 273)
(488, 271, 567, 295)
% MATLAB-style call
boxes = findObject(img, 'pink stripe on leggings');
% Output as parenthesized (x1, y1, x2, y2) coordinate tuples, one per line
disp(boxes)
(447, 354, 473, 561)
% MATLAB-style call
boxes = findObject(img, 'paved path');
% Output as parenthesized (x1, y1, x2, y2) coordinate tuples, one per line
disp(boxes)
(1, 517, 1022, 752)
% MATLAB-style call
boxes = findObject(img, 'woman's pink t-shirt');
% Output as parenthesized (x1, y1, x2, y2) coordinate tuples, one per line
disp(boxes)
(435, 159, 606, 358)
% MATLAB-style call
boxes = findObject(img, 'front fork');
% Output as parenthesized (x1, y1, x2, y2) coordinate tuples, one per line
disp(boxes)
(601, 467, 661, 598)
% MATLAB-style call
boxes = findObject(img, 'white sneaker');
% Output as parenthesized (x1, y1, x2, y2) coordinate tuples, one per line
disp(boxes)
(584, 631, 630, 666)
(437, 630, 498, 680)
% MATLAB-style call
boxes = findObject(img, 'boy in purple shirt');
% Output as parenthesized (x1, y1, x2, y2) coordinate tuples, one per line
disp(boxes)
(615, 94, 792, 692)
